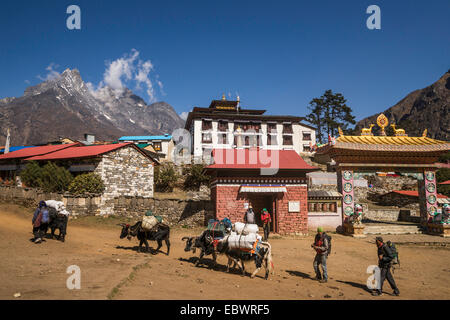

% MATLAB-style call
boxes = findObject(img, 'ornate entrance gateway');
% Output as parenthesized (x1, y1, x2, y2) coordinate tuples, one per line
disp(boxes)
(316, 114, 450, 237)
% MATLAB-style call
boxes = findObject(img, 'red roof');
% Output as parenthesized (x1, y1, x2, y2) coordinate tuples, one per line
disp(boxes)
(25, 143, 136, 161)
(206, 149, 318, 170)
(0, 143, 81, 160)
(392, 190, 447, 199)
(439, 180, 450, 185)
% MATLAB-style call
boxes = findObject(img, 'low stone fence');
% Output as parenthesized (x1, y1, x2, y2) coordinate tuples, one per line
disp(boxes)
(0, 186, 213, 227)
(362, 208, 420, 223)
(107, 197, 214, 227)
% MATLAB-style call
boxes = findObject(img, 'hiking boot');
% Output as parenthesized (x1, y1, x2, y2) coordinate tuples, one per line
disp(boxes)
(371, 290, 382, 296)
(393, 290, 400, 296)
(319, 279, 328, 283)
(34, 238, 42, 244)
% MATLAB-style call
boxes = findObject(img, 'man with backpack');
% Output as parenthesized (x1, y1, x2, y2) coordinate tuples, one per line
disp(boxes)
(32, 201, 50, 244)
(260, 208, 272, 241)
(372, 236, 400, 296)
(311, 226, 331, 283)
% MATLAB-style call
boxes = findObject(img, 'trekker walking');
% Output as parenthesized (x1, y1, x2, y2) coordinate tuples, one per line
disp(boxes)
(261, 208, 272, 241)
(32, 201, 49, 244)
(311, 226, 329, 283)
(372, 236, 400, 296)
(243, 205, 255, 224)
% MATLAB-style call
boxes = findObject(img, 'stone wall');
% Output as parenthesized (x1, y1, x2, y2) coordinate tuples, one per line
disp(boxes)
(109, 196, 214, 226)
(94, 146, 154, 215)
(362, 208, 420, 223)
(0, 186, 212, 227)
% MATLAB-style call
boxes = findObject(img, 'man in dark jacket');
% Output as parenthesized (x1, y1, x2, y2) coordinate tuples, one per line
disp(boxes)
(311, 226, 329, 283)
(32, 201, 50, 244)
(372, 237, 400, 296)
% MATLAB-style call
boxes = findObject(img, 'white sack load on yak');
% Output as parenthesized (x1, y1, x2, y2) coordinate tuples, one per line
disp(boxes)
(142, 215, 159, 231)
(221, 232, 263, 250)
(233, 222, 259, 235)
(45, 200, 70, 216)
(141, 210, 164, 232)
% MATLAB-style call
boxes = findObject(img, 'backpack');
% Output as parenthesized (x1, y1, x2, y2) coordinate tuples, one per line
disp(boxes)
(316, 233, 332, 256)
(324, 233, 332, 256)
(221, 217, 232, 230)
(386, 241, 400, 266)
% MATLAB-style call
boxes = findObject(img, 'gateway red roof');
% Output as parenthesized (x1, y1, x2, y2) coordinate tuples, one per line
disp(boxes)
(439, 180, 450, 185)
(0, 143, 81, 160)
(207, 149, 318, 170)
(26, 143, 136, 161)
(392, 190, 447, 199)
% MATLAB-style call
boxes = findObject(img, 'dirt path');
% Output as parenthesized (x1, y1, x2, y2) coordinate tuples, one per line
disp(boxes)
(1, 204, 449, 300)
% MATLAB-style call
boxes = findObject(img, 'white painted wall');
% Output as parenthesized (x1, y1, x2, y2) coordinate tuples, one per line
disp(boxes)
(190, 119, 316, 158)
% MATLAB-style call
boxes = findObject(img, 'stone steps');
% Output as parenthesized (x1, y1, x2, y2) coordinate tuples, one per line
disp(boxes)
(363, 224, 422, 235)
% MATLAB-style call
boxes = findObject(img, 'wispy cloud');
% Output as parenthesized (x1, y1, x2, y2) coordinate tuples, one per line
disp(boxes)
(37, 63, 60, 81)
(179, 111, 189, 121)
(88, 49, 163, 103)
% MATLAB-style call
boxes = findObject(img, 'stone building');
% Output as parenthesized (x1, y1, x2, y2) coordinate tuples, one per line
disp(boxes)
(20, 143, 155, 215)
(204, 148, 318, 235)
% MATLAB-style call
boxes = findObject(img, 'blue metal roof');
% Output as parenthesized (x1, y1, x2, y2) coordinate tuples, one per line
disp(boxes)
(0, 146, 35, 153)
(118, 135, 172, 141)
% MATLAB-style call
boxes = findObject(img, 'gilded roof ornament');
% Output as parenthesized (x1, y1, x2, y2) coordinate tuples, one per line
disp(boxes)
(361, 124, 374, 136)
(391, 124, 408, 137)
(376, 114, 389, 136)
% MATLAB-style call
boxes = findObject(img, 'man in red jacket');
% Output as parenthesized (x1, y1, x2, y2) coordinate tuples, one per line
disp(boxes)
(261, 208, 272, 241)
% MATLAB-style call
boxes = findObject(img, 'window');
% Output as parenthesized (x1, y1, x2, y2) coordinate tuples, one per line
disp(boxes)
(267, 134, 277, 146)
(283, 135, 293, 145)
(244, 136, 250, 146)
(153, 142, 162, 151)
(267, 123, 277, 133)
(282, 123, 293, 134)
(303, 145, 311, 152)
(256, 135, 262, 146)
(303, 132, 311, 141)
(251, 122, 261, 133)
(218, 121, 228, 132)
(218, 133, 228, 144)
(202, 120, 212, 131)
(202, 133, 212, 143)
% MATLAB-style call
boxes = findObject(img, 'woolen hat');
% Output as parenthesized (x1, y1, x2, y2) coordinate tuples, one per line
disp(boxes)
(317, 226, 324, 232)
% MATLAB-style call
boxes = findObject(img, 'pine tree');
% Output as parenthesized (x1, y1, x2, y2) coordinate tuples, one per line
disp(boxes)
(305, 90, 356, 143)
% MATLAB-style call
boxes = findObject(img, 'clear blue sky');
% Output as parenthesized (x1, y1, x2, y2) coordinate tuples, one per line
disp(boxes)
(1, 0, 449, 122)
